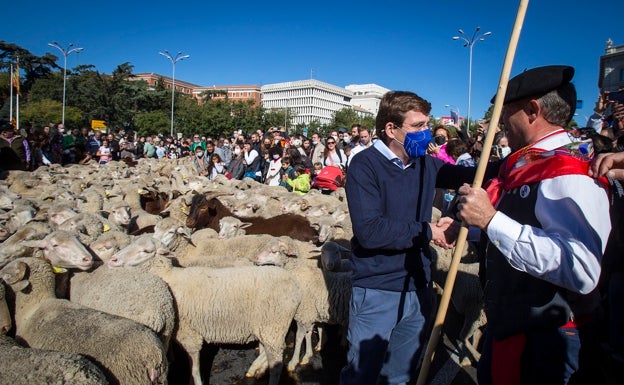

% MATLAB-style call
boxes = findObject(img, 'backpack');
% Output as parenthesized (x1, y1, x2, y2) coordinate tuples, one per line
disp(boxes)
(314, 165, 344, 191)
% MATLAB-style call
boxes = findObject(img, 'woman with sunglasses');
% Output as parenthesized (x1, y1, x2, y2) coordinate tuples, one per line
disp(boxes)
(322, 136, 346, 172)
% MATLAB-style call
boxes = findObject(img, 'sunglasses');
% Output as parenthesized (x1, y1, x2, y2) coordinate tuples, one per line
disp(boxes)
(327, 141, 336, 144)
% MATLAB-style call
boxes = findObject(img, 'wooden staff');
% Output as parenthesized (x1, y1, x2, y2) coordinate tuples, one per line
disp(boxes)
(416, 1, 530, 384)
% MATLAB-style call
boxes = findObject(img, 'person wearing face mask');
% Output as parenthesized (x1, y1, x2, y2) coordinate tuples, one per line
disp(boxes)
(264, 145, 284, 186)
(226, 143, 246, 180)
(310, 133, 325, 165)
(340, 91, 457, 385)
(192, 146, 210, 177)
(427, 125, 456, 164)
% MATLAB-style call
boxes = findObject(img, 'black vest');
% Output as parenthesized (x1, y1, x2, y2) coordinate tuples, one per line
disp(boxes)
(483, 181, 598, 340)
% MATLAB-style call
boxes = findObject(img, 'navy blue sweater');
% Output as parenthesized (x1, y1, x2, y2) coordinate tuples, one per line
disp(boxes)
(346, 144, 445, 292)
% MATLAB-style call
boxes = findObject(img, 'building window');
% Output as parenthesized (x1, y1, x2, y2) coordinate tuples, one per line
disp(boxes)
(620, 68, 624, 81)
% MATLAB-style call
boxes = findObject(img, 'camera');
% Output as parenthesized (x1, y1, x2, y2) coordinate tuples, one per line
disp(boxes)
(607, 90, 624, 104)
(491, 145, 503, 158)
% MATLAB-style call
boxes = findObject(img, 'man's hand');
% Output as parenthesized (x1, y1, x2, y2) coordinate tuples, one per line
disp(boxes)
(430, 217, 459, 248)
(590, 152, 624, 180)
(456, 183, 497, 230)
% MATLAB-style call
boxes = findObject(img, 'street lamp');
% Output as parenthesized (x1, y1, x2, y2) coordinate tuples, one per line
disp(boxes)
(159, 50, 190, 137)
(444, 104, 461, 127)
(452, 27, 491, 132)
(48, 42, 84, 127)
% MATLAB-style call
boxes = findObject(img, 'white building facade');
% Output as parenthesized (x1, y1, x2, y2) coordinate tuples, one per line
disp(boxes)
(345, 83, 390, 117)
(261, 79, 354, 126)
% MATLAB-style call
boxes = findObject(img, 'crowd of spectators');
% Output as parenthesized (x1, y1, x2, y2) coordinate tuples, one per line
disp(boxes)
(9, 115, 621, 197)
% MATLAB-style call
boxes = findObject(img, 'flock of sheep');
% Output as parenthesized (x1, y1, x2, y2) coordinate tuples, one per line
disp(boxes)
(0, 156, 485, 385)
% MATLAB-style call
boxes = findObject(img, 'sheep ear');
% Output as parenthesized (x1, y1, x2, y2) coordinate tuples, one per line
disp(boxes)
(333, 211, 347, 222)
(176, 226, 192, 239)
(22, 239, 47, 250)
(1, 261, 28, 286)
(310, 223, 320, 230)
(240, 222, 252, 229)
(156, 247, 173, 258)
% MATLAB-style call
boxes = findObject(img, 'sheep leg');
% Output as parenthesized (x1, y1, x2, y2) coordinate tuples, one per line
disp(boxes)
(176, 330, 204, 385)
(314, 324, 325, 352)
(263, 344, 285, 385)
(300, 329, 315, 365)
(457, 307, 484, 367)
(246, 344, 269, 378)
(287, 322, 308, 371)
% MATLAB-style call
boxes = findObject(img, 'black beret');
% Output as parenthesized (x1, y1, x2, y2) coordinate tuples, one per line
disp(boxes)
(491, 65, 575, 104)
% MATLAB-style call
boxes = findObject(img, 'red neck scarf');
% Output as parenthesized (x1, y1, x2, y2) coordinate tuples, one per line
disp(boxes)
(484, 130, 605, 205)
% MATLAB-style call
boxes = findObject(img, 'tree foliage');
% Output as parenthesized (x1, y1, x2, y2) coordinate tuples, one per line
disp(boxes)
(2, 41, 382, 138)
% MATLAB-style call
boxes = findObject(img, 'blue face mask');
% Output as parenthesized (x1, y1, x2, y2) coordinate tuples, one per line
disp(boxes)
(396, 126, 431, 158)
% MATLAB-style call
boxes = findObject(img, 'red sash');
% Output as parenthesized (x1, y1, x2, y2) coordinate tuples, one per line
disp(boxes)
(484, 133, 607, 205)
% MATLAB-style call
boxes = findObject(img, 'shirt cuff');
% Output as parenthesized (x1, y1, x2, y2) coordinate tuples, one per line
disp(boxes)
(485, 211, 522, 259)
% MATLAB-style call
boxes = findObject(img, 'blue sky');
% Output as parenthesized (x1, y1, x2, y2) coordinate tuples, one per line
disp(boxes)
(3, 0, 624, 124)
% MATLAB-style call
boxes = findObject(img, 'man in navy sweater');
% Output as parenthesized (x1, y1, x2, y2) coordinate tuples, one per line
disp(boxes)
(340, 91, 456, 385)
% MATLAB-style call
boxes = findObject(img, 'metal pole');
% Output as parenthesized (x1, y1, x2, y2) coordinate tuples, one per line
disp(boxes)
(452, 28, 491, 134)
(48, 42, 84, 127)
(170, 62, 176, 138)
(468, 43, 473, 132)
(417, 2, 529, 384)
(159, 51, 190, 138)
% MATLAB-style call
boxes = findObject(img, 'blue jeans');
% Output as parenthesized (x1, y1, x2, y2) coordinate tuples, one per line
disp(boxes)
(478, 326, 581, 385)
(340, 286, 431, 385)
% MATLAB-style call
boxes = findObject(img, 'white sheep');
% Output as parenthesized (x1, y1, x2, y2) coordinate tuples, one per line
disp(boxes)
(176, 234, 293, 268)
(152, 217, 193, 253)
(70, 264, 176, 355)
(107, 235, 302, 385)
(102, 200, 132, 230)
(0, 221, 52, 267)
(0, 335, 110, 385)
(88, 230, 133, 263)
(0, 257, 168, 385)
(218, 216, 251, 239)
(59, 212, 123, 245)
(253, 240, 351, 371)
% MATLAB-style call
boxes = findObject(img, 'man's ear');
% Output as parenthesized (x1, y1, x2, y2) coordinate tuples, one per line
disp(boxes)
(525, 99, 541, 123)
(385, 122, 397, 139)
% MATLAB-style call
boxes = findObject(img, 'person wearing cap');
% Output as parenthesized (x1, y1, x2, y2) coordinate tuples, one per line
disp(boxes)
(0, 120, 30, 171)
(455, 65, 611, 384)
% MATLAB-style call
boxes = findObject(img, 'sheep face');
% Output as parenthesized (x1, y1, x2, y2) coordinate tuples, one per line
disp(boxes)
(109, 204, 131, 226)
(254, 239, 296, 267)
(218, 217, 251, 239)
(23, 231, 94, 271)
(108, 236, 169, 268)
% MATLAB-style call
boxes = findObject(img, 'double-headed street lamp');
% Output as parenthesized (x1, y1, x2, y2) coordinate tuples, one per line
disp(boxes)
(452, 27, 491, 132)
(48, 42, 84, 127)
(159, 50, 190, 137)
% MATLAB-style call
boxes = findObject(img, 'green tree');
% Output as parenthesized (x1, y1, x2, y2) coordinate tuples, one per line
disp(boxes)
(331, 108, 359, 131)
(21, 99, 82, 128)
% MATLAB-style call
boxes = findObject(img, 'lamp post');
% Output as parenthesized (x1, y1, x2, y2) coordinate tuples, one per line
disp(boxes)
(444, 104, 461, 127)
(452, 27, 491, 132)
(48, 42, 84, 127)
(159, 50, 190, 137)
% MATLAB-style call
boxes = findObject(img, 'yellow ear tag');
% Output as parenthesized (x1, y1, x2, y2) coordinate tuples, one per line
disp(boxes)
(103, 224, 111, 232)
(105, 190, 111, 196)
(52, 266, 67, 274)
